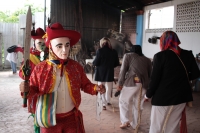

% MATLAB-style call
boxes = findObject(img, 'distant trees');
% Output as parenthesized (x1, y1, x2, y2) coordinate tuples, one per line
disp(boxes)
(0, 3, 44, 23)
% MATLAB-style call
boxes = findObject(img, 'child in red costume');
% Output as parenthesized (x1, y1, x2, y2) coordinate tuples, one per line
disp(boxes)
(19, 27, 48, 133)
(19, 27, 48, 113)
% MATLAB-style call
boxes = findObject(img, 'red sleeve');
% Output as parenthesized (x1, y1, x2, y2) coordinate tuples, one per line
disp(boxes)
(14, 47, 24, 53)
(78, 64, 97, 95)
(27, 66, 40, 98)
(19, 66, 25, 80)
(18, 60, 36, 80)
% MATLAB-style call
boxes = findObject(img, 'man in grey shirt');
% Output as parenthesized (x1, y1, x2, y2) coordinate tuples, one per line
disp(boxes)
(117, 45, 152, 130)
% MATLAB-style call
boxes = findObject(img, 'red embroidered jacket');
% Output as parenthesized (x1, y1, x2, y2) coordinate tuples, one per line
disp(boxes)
(19, 48, 49, 113)
(28, 59, 97, 109)
(19, 53, 40, 79)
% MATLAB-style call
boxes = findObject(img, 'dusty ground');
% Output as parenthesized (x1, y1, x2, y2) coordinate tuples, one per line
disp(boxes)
(0, 70, 200, 133)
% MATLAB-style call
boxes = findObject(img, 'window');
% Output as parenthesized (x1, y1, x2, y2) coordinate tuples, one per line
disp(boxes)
(148, 6, 174, 29)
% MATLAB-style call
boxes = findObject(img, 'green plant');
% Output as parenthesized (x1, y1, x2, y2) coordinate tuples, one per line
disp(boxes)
(0, 3, 44, 23)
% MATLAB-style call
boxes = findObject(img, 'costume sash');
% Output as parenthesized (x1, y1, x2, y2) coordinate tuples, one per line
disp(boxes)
(34, 91, 57, 128)
(30, 54, 40, 65)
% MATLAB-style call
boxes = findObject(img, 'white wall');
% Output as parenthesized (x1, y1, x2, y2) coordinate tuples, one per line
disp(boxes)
(142, 0, 200, 59)
(34, 12, 45, 30)
(19, 12, 44, 30)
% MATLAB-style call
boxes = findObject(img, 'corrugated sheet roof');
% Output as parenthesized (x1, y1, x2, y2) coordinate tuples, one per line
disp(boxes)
(102, 0, 173, 11)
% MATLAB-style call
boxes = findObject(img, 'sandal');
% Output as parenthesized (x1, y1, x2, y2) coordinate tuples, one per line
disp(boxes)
(103, 106, 106, 110)
(119, 122, 130, 129)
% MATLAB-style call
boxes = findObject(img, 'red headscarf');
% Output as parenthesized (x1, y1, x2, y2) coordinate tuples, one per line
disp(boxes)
(160, 31, 181, 55)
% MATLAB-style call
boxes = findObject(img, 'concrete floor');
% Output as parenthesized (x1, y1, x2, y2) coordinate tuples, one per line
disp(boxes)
(0, 70, 200, 133)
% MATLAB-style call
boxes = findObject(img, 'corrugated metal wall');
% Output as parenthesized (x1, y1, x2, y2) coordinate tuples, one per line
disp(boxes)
(50, 0, 120, 53)
(121, 11, 137, 44)
(0, 33, 2, 70)
(50, 0, 76, 29)
(0, 23, 24, 70)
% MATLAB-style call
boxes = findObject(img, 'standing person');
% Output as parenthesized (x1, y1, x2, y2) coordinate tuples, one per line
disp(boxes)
(19, 22, 106, 133)
(6, 52, 18, 74)
(116, 45, 152, 129)
(19, 27, 48, 133)
(6, 45, 23, 74)
(145, 31, 200, 133)
(19, 27, 48, 80)
(93, 37, 119, 110)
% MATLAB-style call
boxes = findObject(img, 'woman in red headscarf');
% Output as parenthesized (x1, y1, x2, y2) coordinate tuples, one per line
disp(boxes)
(19, 22, 106, 133)
(145, 31, 200, 133)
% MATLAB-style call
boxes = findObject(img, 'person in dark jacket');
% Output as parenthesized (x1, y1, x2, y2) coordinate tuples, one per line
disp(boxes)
(145, 31, 200, 133)
(93, 37, 119, 110)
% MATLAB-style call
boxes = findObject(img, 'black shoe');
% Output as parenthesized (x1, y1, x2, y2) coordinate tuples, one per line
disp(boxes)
(114, 90, 121, 97)
(107, 103, 111, 106)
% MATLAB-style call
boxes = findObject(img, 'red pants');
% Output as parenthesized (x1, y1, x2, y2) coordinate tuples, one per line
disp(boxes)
(41, 110, 85, 133)
(28, 94, 38, 113)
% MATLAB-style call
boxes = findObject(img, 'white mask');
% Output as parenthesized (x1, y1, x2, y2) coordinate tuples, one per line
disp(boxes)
(50, 37, 70, 60)
(35, 39, 45, 52)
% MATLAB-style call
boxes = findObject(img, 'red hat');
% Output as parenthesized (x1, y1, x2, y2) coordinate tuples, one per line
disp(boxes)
(31, 28, 45, 40)
(44, 22, 81, 47)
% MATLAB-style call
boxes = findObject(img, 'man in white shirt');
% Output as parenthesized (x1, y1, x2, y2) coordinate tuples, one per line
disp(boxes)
(6, 52, 18, 74)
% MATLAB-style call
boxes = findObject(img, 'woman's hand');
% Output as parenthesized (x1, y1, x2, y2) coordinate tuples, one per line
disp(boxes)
(144, 95, 149, 102)
(96, 84, 106, 94)
(117, 85, 123, 91)
(19, 81, 29, 92)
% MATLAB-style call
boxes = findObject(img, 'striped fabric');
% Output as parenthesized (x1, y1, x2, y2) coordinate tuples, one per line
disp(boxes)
(34, 91, 57, 128)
